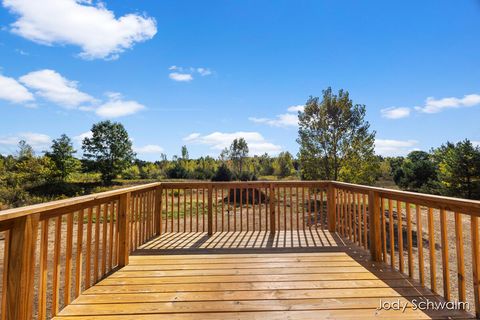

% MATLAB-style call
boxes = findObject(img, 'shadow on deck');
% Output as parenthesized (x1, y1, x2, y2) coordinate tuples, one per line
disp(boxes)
(54, 230, 474, 319)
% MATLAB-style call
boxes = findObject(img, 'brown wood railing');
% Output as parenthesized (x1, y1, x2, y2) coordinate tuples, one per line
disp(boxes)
(0, 180, 479, 319)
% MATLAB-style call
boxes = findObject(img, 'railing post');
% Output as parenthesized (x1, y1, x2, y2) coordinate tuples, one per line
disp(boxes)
(207, 183, 213, 236)
(368, 190, 382, 262)
(327, 183, 336, 232)
(269, 183, 276, 235)
(118, 192, 131, 267)
(6, 213, 39, 320)
(155, 185, 163, 236)
(471, 216, 480, 318)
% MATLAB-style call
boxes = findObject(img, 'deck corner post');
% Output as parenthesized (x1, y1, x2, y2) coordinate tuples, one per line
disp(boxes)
(327, 183, 336, 232)
(207, 183, 213, 236)
(118, 191, 131, 267)
(154, 185, 163, 236)
(6, 213, 39, 320)
(269, 183, 276, 235)
(368, 190, 382, 262)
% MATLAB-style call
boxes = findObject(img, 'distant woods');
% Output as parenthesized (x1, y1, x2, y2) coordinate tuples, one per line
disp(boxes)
(1, 88, 480, 209)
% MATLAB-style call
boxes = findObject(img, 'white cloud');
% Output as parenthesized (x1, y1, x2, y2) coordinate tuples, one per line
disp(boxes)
(73, 131, 92, 144)
(249, 104, 304, 127)
(134, 144, 163, 154)
(380, 107, 411, 119)
(287, 105, 304, 112)
(473, 141, 480, 148)
(19, 69, 95, 108)
(94, 92, 145, 118)
(249, 113, 298, 127)
(3, 0, 157, 60)
(169, 72, 193, 82)
(197, 68, 212, 76)
(168, 66, 212, 82)
(0, 73, 34, 103)
(415, 94, 480, 114)
(0, 132, 51, 153)
(183, 131, 282, 155)
(375, 139, 419, 157)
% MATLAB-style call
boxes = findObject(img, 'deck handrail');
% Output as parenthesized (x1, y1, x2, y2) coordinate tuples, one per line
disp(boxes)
(0, 180, 479, 319)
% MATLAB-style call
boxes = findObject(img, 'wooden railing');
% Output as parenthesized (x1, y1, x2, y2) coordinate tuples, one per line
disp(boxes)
(0, 180, 478, 319)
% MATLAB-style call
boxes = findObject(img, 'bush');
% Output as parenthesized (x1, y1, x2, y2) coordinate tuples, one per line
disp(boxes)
(122, 165, 141, 179)
(212, 164, 233, 181)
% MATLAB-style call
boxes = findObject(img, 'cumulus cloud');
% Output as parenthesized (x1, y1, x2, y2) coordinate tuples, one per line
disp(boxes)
(380, 107, 411, 119)
(94, 92, 145, 118)
(249, 105, 304, 127)
(19, 69, 95, 108)
(375, 139, 419, 157)
(3, 0, 157, 60)
(0, 132, 51, 153)
(168, 66, 212, 82)
(287, 105, 304, 112)
(0, 73, 34, 103)
(414, 94, 480, 114)
(184, 131, 282, 155)
(73, 131, 92, 144)
(169, 72, 193, 82)
(133, 144, 164, 154)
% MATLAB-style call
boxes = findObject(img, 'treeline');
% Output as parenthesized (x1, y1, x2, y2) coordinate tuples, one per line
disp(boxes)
(2, 87, 479, 209)
(0, 121, 298, 208)
(386, 140, 480, 199)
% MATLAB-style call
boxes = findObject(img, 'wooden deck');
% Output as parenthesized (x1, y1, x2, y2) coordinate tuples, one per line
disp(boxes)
(54, 231, 474, 320)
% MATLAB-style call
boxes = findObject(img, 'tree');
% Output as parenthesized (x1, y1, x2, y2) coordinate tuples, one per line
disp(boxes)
(434, 140, 480, 199)
(82, 121, 135, 184)
(392, 151, 438, 192)
(297, 87, 378, 184)
(212, 163, 233, 181)
(45, 134, 79, 181)
(229, 138, 249, 174)
(181, 145, 189, 160)
(274, 151, 295, 178)
(17, 140, 34, 160)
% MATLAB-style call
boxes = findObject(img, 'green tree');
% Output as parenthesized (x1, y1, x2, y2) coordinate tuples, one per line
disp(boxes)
(17, 140, 34, 160)
(297, 87, 377, 184)
(274, 151, 295, 178)
(181, 145, 189, 160)
(45, 134, 79, 181)
(122, 165, 141, 179)
(229, 138, 249, 174)
(434, 140, 480, 199)
(393, 151, 438, 193)
(82, 121, 135, 184)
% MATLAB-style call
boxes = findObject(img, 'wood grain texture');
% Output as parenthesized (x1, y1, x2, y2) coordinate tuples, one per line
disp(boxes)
(54, 240, 474, 320)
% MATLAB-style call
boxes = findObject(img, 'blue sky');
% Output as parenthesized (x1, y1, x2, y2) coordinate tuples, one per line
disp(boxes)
(1, 0, 480, 161)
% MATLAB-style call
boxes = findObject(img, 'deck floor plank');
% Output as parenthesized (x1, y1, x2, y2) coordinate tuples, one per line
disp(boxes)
(54, 231, 474, 319)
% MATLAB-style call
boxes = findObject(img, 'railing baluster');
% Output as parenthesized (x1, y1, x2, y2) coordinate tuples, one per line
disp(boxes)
(439, 209, 450, 300)
(363, 193, 367, 249)
(416, 205, 425, 286)
(38, 219, 49, 320)
(1, 230, 9, 320)
(471, 216, 480, 318)
(388, 199, 395, 267)
(406, 203, 413, 278)
(64, 212, 74, 304)
(101, 204, 108, 275)
(75, 209, 84, 299)
(85, 207, 93, 289)
(93, 205, 100, 283)
(108, 203, 114, 271)
(454, 212, 466, 302)
(428, 207, 437, 293)
(397, 200, 404, 273)
(381, 198, 387, 261)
